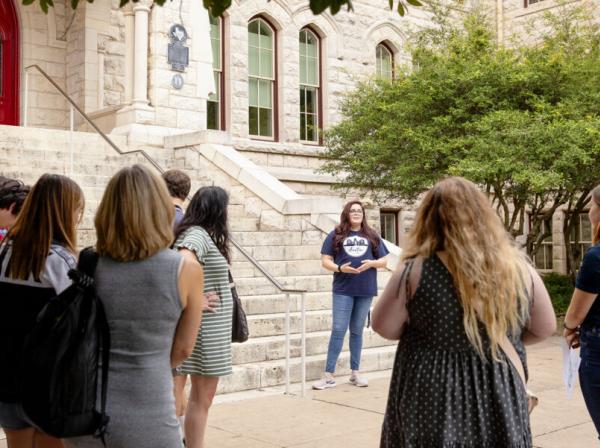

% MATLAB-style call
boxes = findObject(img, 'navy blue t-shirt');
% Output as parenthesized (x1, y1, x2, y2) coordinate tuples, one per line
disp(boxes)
(321, 230, 389, 297)
(576, 243, 600, 327)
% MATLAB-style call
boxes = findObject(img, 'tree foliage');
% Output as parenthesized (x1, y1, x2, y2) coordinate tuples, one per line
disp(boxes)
(321, 5, 600, 275)
(24, 0, 423, 18)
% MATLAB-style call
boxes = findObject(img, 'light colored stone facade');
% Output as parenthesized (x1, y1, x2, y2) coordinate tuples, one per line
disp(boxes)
(2, 0, 598, 395)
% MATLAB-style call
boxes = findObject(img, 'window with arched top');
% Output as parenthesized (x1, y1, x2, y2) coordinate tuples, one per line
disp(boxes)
(248, 17, 276, 139)
(376, 43, 394, 80)
(207, 14, 225, 130)
(299, 27, 321, 143)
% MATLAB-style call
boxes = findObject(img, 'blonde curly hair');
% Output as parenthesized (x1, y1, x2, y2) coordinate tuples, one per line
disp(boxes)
(402, 176, 530, 360)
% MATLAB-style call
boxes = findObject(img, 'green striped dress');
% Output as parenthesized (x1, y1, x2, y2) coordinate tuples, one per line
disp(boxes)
(174, 226, 233, 377)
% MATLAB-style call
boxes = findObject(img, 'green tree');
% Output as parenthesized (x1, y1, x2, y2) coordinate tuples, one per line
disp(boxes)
(24, 0, 423, 18)
(321, 6, 600, 276)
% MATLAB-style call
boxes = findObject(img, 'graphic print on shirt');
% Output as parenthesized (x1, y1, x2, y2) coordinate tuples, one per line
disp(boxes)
(343, 236, 369, 257)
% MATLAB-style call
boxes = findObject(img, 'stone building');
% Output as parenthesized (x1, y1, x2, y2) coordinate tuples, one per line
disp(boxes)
(0, 0, 596, 392)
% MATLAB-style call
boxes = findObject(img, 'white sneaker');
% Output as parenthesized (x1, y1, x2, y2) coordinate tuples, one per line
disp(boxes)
(312, 377, 336, 390)
(349, 375, 368, 387)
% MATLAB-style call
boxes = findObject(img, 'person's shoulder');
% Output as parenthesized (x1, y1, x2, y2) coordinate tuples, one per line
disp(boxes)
(584, 244, 600, 263)
(48, 244, 77, 270)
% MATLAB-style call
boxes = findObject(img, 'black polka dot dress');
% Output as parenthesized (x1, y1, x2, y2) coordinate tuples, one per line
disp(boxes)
(380, 255, 531, 448)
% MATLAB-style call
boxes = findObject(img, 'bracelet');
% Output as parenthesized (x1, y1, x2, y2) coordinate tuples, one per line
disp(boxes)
(563, 321, 578, 331)
(337, 264, 341, 272)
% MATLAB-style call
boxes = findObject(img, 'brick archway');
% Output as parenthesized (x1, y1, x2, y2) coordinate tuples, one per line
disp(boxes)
(0, 0, 20, 126)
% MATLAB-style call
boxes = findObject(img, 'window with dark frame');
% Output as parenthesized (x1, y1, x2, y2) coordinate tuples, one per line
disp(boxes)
(524, 0, 547, 7)
(380, 211, 399, 246)
(207, 14, 224, 131)
(248, 17, 276, 139)
(570, 212, 593, 269)
(376, 42, 394, 80)
(299, 28, 321, 144)
(531, 216, 553, 270)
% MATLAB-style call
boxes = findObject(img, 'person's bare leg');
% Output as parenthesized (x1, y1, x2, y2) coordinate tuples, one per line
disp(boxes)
(184, 375, 219, 448)
(173, 374, 189, 417)
(4, 427, 34, 448)
(32, 431, 63, 448)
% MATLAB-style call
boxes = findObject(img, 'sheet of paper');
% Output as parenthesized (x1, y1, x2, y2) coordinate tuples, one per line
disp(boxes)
(561, 337, 581, 400)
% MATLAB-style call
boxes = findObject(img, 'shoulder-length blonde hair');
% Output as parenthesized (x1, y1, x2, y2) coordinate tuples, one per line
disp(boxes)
(95, 164, 174, 262)
(592, 185, 600, 245)
(6, 174, 83, 280)
(402, 176, 530, 360)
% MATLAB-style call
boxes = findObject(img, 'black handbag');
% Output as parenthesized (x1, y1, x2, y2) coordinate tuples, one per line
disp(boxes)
(229, 271, 249, 343)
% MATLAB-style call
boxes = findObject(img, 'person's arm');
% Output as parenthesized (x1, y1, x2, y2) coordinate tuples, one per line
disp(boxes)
(372, 258, 422, 340)
(564, 249, 600, 348)
(321, 254, 360, 274)
(171, 250, 204, 368)
(521, 263, 557, 345)
(564, 290, 598, 348)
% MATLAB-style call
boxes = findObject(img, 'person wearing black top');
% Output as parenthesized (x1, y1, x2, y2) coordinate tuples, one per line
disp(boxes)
(0, 174, 84, 448)
(564, 184, 600, 438)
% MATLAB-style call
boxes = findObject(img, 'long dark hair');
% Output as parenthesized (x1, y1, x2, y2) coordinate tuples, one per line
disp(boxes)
(6, 174, 84, 280)
(175, 186, 231, 263)
(333, 200, 380, 257)
(593, 184, 600, 245)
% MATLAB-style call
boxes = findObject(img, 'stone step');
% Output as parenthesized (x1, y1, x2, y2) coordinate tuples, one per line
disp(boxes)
(247, 309, 332, 337)
(217, 344, 397, 394)
(240, 290, 388, 315)
(231, 329, 397, 365)
(233, 272, 392, 296)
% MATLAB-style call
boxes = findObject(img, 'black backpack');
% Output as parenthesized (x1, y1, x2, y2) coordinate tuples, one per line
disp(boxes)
(19, 247, 110, 442)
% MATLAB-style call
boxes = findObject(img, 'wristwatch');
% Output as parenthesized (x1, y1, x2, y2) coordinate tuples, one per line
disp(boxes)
(337, 264, 341, 272)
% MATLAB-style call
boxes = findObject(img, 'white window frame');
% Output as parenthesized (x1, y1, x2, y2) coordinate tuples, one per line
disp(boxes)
(248, 18, 276, 140)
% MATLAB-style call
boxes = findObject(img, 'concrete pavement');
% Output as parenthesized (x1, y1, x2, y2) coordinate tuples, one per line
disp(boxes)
(1, 337, 596, 447)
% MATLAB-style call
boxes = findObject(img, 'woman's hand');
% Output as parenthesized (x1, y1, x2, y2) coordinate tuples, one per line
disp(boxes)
(203, 292, 221, 313)
(564, 327, 580, 349)
(357, 259, 375, 273)
(340, 262, 360, 274)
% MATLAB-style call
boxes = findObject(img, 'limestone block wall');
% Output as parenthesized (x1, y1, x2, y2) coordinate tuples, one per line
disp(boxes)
(499, 0, 600, 46)
(18, 0, 69, 129)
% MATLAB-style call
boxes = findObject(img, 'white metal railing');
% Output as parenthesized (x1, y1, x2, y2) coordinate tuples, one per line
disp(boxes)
(22, 64, 309, 397)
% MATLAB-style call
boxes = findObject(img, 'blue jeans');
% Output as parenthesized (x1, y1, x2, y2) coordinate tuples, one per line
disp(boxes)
(579, 325, 600, 439)
(325, 294, 373, 373)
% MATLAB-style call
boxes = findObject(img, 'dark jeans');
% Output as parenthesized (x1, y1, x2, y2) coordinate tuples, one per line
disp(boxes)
(579, 325, 600, 439)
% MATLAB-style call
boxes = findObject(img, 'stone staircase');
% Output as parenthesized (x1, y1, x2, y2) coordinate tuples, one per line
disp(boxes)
(0, 125, 400, 396)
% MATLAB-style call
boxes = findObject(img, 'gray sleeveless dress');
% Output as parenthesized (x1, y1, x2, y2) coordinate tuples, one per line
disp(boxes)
(65, 249, 184, 448)
(381, 255, 531, 448)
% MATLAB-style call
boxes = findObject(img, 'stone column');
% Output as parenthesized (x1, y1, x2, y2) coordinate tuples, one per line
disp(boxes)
(124, 5, 135, 104)
(133, 0, 152, 106)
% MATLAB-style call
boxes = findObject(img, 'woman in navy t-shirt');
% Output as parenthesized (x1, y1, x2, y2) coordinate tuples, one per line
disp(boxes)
(313, 200, 389, 390)
(564, 184, 600, 437)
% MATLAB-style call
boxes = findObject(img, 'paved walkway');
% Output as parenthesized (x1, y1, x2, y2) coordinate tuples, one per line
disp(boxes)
(1, 337, 597, 447)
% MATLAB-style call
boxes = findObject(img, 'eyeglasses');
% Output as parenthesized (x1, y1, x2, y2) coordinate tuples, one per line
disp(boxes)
(349, 209, 363, 214)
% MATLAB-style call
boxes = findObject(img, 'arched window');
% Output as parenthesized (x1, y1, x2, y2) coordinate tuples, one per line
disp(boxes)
(376, 43, 394, 80)
(207, 14, 224, 130)
(248, 17, 276, 139)
(299, 28, 321, 143)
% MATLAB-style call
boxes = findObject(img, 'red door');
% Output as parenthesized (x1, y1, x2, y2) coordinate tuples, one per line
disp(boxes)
(0, 0, 19, 126)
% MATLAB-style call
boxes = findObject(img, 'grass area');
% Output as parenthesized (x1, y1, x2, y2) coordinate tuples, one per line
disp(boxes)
(542, 273, 574, 315)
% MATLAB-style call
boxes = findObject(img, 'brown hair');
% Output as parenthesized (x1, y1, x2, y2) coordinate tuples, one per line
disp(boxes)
(95, 165, 174, 262)
(592, 184, 600, 245)
(6, 174, 83, 280)
(0, 177, 30, 215)
(333, 200, 381, 257)
(162, 169, 191, 201)
(402, 177, 529, 360)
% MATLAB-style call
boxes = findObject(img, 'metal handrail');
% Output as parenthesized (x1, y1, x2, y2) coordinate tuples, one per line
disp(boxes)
(23, 64, 308, 396)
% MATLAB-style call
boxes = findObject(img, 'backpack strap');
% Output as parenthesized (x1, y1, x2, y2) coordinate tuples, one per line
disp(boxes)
(95, 299, 111, 445)
(77, 247, 100, 278)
